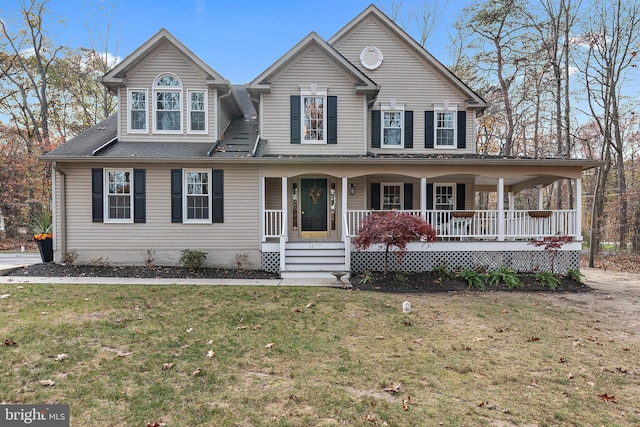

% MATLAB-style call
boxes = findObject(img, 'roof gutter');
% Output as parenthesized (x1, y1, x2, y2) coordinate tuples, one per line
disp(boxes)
(91, 136, 118, 156)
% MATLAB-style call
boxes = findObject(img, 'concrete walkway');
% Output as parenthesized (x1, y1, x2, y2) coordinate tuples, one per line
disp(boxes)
(0, 254, 346, 287)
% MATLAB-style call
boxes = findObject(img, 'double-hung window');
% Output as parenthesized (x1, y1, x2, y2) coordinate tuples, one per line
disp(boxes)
(188, 90, 207, 133)
(184, 170, 211, 222)
(300, 85, 327, 143)
(105, 170, 132, 222)
(436, 112, 455, 147)
(435, 184, 455, 210)
(128, 89, 147, 132)
(154, 74, 182, 132)
(381, 101, 404, 147)
(382, 183, 403, 210)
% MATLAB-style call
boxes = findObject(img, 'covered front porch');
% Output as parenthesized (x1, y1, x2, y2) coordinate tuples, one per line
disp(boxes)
(257, 159, 597, 278)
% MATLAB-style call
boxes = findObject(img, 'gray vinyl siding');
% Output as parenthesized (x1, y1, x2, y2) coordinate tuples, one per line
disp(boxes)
(58, 163, 261, 268)
(261, 46, 366, 156)
(119, 41, 217, 143)
(331, 16, 475, 155)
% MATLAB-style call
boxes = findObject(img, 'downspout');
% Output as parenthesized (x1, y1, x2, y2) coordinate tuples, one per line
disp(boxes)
(52, 162, 66, 262)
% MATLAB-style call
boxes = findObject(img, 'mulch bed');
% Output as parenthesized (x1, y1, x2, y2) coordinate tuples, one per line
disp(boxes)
(349, 271, 592, 293)
(7, 263, 592, 293)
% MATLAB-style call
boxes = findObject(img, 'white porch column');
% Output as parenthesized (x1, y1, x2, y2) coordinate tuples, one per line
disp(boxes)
(497, 178, 505, 241)
(508, 192, 514, 210)
(260, 176, 265, 242)
(280, 176, 288, 273)
(420, 178, 427, 221)
(341, 177, 348, 237)
(575, 178, 582, 241)
(536, 185, 544, 210)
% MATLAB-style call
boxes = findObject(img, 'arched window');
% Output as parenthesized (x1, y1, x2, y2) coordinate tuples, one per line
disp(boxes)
(154, 74, 182, 132)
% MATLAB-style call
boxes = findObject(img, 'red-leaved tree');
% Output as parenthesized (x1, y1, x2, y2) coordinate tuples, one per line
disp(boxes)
(353, 212, 437, 275)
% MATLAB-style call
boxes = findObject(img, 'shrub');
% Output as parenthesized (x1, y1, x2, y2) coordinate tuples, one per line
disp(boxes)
(179, 249, 207, 270)
(359, 270, 374, 284)
(456, 268, 486, 290)
(533, 271, 561, 290)
(63, 249, 78, 266)
(143, 249, 156, 268)
(487, 266, 522, 288)
(431, 264, 451, 278)
(566, 269, 585, 283)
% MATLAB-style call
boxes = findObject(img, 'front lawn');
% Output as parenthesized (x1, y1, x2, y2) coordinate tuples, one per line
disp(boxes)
(1, 284, 638, 426)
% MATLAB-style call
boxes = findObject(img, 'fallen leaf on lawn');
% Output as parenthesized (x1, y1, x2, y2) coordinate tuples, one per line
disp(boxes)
(502, 309, 510, 313)
(0, 294, 10, 299)
(305, 302, 314, 308)
(402, 401, 409, 411)
(527, 336, 540, 342)
(54, 353, 68, 361)
(117, 351, 132, 358)
(181, 344, 190, 349)
(16, 286, 23, 289)
(146, 421, 166, 427)
(567, 373, 574, 379)
(382, 382, 401, 393)
(236, 326, 248, 330)
(473, 337, 485, 342)
(587, 381, 595, 387)
(253, 325, 262, 331)
(559, 357, 566, 363)
(586, 336, 597, 341)
(294, 308, 302, 313)
(598, 393, 617, 403)
(573, 340, 583, 346)
(616, 367, 628, 374)
(192, 368, 202, 376)
(530, 379, 540, 388)
(39, 379, 55, 386)
(207, 340, 213, 345)
(162, 363, 174, 370)
(206, 350, 216, 358)
(186, 328, 193, 333)
(365, 413, 377, 424)
(495, 327, 505, 333)
(374, 336, 385, 340)
(265, 342, 275, 348)
(478, 401, 497, 410)
(3, 339, 16, 346)
(413, 338, 424, 346)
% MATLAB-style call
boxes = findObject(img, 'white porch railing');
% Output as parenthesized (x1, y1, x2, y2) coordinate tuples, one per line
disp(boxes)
(264, 209, 283, 239)
(263, 209, 578, 242)
(345, 209, 578, 241)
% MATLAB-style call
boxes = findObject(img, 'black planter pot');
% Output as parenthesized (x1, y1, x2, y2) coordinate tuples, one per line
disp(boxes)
(36, 238, 53, 262)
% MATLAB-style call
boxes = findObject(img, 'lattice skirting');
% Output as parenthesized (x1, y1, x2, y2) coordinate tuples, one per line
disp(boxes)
(351, 250, 580, 275)
(261, 250, 579, 275)
(262, 252, 280, 274)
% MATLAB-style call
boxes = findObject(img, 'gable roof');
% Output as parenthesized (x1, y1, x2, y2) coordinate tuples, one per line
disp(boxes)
(329, 4, 487, 109)
(247, 31, 379, 105)
(99, 28, 238, 95)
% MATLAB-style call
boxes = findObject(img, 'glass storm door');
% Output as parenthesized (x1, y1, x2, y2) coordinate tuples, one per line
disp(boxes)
(300, 178, 328, 237)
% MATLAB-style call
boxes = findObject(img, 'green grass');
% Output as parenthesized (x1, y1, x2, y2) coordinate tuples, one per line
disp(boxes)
(1, 284, 639, 426)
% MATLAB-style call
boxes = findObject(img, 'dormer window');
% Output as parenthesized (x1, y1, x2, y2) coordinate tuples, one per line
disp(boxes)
(128, 89, 147, 132)
(154, 74, 182, 133)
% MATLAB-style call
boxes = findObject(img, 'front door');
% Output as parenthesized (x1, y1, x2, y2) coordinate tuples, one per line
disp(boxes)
(301, 178, 328, 238)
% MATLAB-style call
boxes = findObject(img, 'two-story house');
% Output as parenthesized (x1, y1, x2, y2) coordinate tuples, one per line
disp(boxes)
(43, 5, 600, 278)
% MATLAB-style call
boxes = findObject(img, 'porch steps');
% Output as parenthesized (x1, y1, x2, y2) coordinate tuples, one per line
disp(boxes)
(280, 242, 349, 280)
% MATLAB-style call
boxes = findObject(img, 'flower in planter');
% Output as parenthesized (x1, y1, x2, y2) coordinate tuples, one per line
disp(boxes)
(34, 233, 53, 241)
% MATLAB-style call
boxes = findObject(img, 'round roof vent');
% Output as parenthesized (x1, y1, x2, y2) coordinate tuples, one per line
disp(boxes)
(360, 46, 383, 70)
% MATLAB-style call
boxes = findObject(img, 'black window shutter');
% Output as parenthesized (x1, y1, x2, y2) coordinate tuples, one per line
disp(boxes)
(457, 111, 467, 149)
(404, 111, 413, 148)
(404, 183, 413, 209)
(371, 183, 381, 210)
(425, 111, 434, 148)
(327, 96, 337, 144)
(212, 169, 224, 223)
(91, 168, 104, 223)
(426, 183, 434, 210)
(456, 183, 466, 210)
(290, 95, 301, 144)
(171, 169, 183, 223)
(133, 169, 146, 223)
(371, 110, 381, 148)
